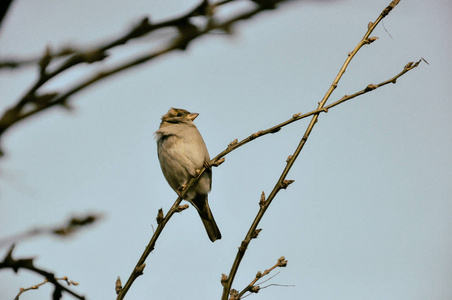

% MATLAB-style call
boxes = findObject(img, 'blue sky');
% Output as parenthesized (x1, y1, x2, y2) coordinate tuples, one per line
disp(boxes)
(1, 0, 451, 299)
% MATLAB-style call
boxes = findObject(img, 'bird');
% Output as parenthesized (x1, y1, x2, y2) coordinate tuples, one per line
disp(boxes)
(155, 107, 221, 242)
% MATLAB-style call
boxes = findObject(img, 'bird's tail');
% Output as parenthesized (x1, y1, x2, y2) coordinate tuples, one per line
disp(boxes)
(191, 194, 222, 242)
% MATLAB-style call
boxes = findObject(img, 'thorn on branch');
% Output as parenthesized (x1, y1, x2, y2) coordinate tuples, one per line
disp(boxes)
(252, 228, 262, 239)
(405, 60, 422, 70)
(280, 180, 295, 190)
(156, 208, 164, 225)
(30, 92, 58, 108)
(134, 263, 146, 276)
(368, 21, 374, 29)
(128, 17, 153, 39)
(364, 84, 378, 92)
(82, 50, 108, 64)
(38, 46, 52, 77)
(175, 21, 199, 50)
(59, 99, 75, 111)
(52, 213, 100, 236)
(175, 204, 189, 212)
(277, 256, 288, 267)
(239, 238, 250, 253)
(221, 274, 228, 286)
(115, 277, 122, 295)
(250, 285, 261, 293)
(382, 0, 401, 17)
(255, 271, 262, 279)
(259, 191, 266, 207)
(269, 127, 281, 133)
(191, 0, 210, 17)
(292, 112, 301, 119)
(212, 157, 225, 167)
(250, 130, 264, 140)
(364, 36, 379, 44)
(228, 138, 238, 148)
(229, 289, 239, 300)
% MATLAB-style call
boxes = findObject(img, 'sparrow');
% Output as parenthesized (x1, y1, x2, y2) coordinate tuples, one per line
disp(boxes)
(155, 107, 221, 242)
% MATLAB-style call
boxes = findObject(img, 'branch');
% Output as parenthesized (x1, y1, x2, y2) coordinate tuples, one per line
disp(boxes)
(14, 276, 79, 300)
(0, 213, 102, 248)
(0, 0, 288, 146)
(0, 245, 85, 300)
(114, 56, 420, 300)
(225, 256, 288, 299)
(221, 1, 404, 298)
(115, 197, 191, 299)
(115, 1, 418, 298)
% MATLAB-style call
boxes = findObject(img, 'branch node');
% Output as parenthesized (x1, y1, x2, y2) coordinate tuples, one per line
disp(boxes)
(221, 273, 228, 286)
(156, 208, 164, 224)
(292, 112, 301, 119)
(252, 228, 262, 239)
(368, 21, 374, 29)
(228, 138, 238, 148)
(269, 127, 281, 133)
(255, 271, 262, 279)
(134, 263, 146, 276)
(38, 45, 52, 76)
(259, 191, 266, 207)
(277, 256, 288, 267)
(176, 204, 189, 212)
(280, 180, 295, 190)
(239, 238, 250, 253)
(115, 277, 122, 295)
(212, 157, 225, 167)
(250, 130, 264, 140)
(365, 84, 378, 92)
(364, 36, 379, 44)
(286, 155, 292, 163)
(250, 285, 261, 293)
(229, 289, 240, 300)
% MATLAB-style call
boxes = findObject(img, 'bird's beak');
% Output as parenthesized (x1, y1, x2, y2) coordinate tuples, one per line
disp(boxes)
(187, 113, 199, 121)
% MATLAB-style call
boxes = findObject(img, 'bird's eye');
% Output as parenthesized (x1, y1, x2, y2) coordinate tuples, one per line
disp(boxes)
(176, 113, 183, 117)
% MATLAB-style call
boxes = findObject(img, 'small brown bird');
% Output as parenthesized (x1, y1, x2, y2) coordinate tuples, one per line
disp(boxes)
(155, 108, 221, 242)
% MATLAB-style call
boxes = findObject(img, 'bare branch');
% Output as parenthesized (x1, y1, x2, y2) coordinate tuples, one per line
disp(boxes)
(14, 276, 79, 300)
(0, 0, 289, 147)
(0, 245, 85, 300)
(0, 213, 102, 248)
(220, 1, 406, 298)
(234, 256, 288, 299)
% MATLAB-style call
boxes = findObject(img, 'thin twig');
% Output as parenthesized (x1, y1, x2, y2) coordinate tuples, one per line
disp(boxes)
(230, 256, 287, 299)
(0, 213, 101, 248)
(0, 0, 287, 142)
(0, 245, 85, 300)
(14, 276, 79, 300)
(221, 1, 403, 299)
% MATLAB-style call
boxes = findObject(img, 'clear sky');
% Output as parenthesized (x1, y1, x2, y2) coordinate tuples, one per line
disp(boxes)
(1, 0, 451, 299)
